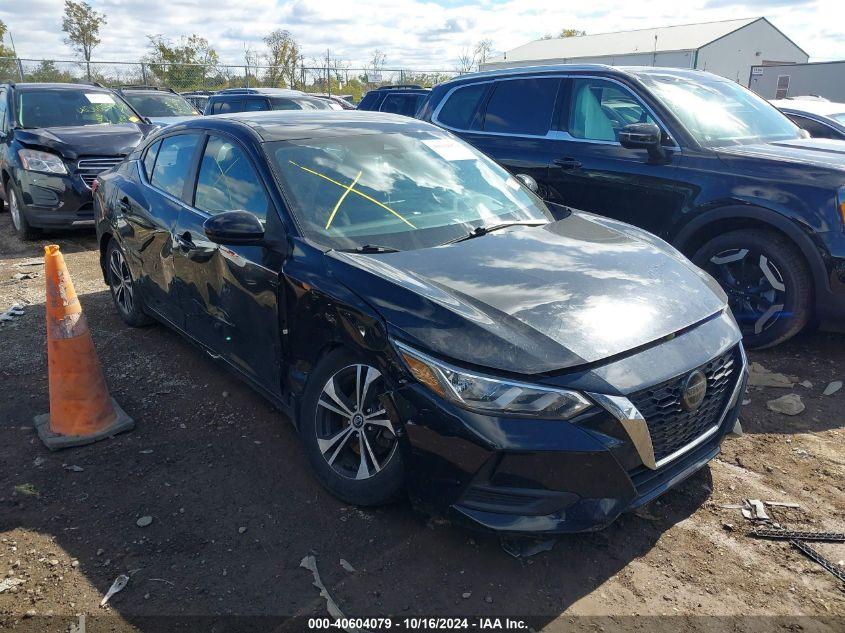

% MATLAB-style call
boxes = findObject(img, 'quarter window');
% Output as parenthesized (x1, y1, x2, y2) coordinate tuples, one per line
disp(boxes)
(150, 134, 200, 200)
(142, 140, 160, 179)
(437, 83, 488, 130)
(569, 79, 655, 142)
(194, 136, 269, 220)
(483, 78, 560, 135)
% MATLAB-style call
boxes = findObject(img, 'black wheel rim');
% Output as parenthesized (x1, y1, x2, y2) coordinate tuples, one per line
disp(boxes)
(315, 364, 397, 481)
(706, 247, 786, 336)
(109, 248, 135, 316)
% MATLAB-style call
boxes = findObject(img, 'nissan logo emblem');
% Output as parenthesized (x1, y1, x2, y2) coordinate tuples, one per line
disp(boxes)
(681, 370, 708, 411)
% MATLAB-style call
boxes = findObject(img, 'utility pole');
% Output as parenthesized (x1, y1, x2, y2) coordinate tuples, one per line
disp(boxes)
(8, 30, 24, 81)
(326, 49, 331, 97)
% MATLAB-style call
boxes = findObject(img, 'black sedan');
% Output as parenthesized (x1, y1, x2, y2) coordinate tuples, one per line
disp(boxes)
(94, 111, 747, 534)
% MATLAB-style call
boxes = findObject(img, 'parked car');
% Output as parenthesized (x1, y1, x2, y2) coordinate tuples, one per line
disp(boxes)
(95, 110, 746, 534)
(203, 88, 333, 115)
(419, 66, 845, 348)
(114, 86, 201, 126)
(0, 82, 154, 238)
(311, 93, 356, 110)
(770, 98, 845, 140)
(180, 90, 214, 112)
(357, 85, 430, 117)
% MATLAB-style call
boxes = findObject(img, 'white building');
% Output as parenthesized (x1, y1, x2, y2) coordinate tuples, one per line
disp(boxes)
(481, 17, 808, 85)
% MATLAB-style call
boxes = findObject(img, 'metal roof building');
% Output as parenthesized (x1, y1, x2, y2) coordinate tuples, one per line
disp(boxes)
(480, 17, 808, 84)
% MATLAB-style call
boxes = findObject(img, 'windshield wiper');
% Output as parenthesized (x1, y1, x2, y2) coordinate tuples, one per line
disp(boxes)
(442, 220, 547, 245)
(336, 244, 401, 254)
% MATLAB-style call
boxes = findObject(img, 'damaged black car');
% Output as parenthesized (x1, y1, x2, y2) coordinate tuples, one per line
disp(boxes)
(94, 111, 748, 534)
(0, 82, 154, 238)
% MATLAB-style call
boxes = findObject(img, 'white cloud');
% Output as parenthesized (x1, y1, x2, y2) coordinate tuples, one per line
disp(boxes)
(1, 0, 842, 71)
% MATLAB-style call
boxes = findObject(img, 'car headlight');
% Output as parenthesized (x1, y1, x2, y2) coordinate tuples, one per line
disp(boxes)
(394, 341, 592, 419)
(18, 149, 68, 175)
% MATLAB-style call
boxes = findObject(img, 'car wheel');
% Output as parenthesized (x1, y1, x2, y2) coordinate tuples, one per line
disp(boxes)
(300, 349, 404, 506)
(8, 184, 39, 240)
(105, 239, 152, 327)
(693, 229, 811, 348)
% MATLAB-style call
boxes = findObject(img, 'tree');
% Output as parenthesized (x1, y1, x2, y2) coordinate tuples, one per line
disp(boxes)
(541, 28, 586, 40)
(473, 39, 494, 69)
(144, 34, 220, 91)
(367, 50, 386, 85)
(264, 29, 300, 88)
(455, 47, 475, 74)
(0, 20, 18, 82)
(61, 1, 107, 80)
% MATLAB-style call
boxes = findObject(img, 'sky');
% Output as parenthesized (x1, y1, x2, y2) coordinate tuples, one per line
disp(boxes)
(1, 0, 843, 70)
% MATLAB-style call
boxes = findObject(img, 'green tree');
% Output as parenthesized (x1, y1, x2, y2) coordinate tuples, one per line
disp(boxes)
(27, 60, 76, 83)
(61, 1, 107, 80)
(541, 28, 586, 40)
(264, 29, 300, 88)
(0, 20, 19, 82)
(144, 34, 219, 91)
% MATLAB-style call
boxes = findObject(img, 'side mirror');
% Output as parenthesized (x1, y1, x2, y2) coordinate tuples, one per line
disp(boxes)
(619, 123, 665, 159)
(515, 173, 539, 194)
(203, 210, 265, 246)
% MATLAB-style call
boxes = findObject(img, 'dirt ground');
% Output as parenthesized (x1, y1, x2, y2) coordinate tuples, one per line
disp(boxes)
(0, 212, 843, 633)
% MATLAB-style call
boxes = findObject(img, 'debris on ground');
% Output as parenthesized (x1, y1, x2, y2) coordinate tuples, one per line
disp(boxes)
(766, 394, 805, 416)
(799, 380, 813, 389)
(748, 362, 795, 388)
(15, 258, 44, 268)
(14, 483, 39, 498)
(339, 558, 356, 573)
(741, 499, 771, 522)
(32, 456, 45, 467)
(64, 464, 84, 472)
(136, 516, 153, 528)
(789, 539, 845, 583)
(823, 380, 842, 396)
(99, 574, 129, 608)
(13, 272, 36, 281)
(300, 555, 360, 632)
(749, 529, 845, 542)
(765, 501, 800, 509)
(0, 577, 25, 593)
(500, 538, 557, 560)
(0, 304, 24, 323)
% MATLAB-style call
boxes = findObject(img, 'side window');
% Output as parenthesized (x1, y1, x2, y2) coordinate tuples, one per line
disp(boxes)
(270, 98, 301, 111)
(245, 98, 269, 112)
(569, 79, 656, 142)
(212, 98, 242, 114)
(150, 134, 200, 200)
(436, 83, 488, 130)
(194, 136, 269, 221)
(786, 114, 839, 139)
(142, 140, 160, 179)
(482, 78, 560, 135)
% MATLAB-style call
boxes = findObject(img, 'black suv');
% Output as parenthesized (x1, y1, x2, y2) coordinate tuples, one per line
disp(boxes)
(419, 66, 845, 348)
(357, 85, 430, 118)
(114, 86, 201, 126)
(203, 88, 333, 115)
(0, 82, 152, 238)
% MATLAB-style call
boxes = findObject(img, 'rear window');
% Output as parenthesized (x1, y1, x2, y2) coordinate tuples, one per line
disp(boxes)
(380, 93, 424, 117)
(482, 78, 559, 136)
(436, 83, 487, 130)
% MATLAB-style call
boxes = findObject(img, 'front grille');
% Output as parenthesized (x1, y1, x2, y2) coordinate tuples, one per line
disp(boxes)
(77, 157, 123, 188)
(629, 347, 738, 464)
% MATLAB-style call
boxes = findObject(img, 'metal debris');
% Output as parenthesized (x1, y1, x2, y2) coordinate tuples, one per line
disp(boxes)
(823, 381, 842, 396)
(790, 539, 845, 583)
(99, 574, 129, 608)
(748, 362, 795, 388)
(500, 538, 557, 560)
(749, 529, 845, 542)
(300, 555, 361, 633)
(742, 499, 771, 521)
(766, 394, 805, 416)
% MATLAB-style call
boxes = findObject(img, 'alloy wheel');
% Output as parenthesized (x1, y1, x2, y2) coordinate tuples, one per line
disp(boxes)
(108, 248, 135, 316)
(709, 247, 786, 335)
(315, 364, 397, 481)
(9, 189, 21, 232)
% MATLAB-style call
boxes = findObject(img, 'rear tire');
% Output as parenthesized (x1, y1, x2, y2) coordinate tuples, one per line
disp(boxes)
(105, 239, 153, 327)
(693, 229, 811, 348)
(8, 183, 39, 241)
(299, 348, 405, 506)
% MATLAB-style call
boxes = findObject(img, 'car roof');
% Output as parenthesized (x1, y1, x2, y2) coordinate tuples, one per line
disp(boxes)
(213, 88, 307, 96)
(439, 64, 725, 84)
(5, 82, 113, 92)
(174, 110, 438, 142)
(770, 99, 845, 117)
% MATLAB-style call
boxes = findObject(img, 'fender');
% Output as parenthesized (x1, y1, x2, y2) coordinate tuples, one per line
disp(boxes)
(672, 204, 831, 296)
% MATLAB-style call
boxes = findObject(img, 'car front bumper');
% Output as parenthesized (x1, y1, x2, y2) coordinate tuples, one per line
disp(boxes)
(816, 231, 845, 330)
(14, 169, 96, 229)
(394, 311, 747, 535)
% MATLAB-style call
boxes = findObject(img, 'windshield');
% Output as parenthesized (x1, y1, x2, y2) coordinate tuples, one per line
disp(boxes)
(122, 92, 198, 117)
(267, 130, 552, 251)
(16, 89, 140, 128)
(638, 73, 802, 147)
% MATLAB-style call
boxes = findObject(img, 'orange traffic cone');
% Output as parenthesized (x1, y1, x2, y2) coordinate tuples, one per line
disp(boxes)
(34, 245, 134, 450)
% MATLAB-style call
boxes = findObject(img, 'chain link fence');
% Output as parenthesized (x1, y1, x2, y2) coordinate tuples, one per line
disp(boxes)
(0, 58, 460, 102)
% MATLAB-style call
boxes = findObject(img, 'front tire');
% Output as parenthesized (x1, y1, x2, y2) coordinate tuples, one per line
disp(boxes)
(105, 239, 152, 327)
(299, 349, 404, 506)
(693, 229, 811, 348)
(8, 183, 39, 240)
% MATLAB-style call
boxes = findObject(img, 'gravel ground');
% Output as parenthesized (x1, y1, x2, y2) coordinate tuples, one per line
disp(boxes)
(0, 213, 843, 632)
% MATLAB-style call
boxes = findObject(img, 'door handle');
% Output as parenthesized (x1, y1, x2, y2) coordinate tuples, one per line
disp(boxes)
(176, 231, 196, 251)
(553, 157, 582, 170)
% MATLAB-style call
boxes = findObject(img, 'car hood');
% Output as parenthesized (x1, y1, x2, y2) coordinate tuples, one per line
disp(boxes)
(328, 212, 728, 375)
(716, 137, 845, 171)
(14, 124, 147, 160)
